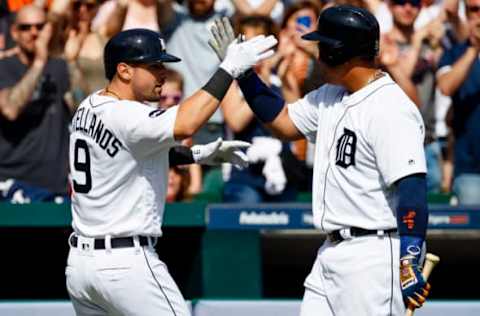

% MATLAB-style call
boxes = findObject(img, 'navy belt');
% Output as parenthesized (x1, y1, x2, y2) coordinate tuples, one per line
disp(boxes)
(70, 235, 151, 249)
(327, 227, 397, 243)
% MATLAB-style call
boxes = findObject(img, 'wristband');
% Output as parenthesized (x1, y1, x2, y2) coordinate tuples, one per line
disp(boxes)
(169, 146, 195, 166)
(202, 68, 234, 101)
(400, 235, 424, 263)
(237, 70, 285, 123)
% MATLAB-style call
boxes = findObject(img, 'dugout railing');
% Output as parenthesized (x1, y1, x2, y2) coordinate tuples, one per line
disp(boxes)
(0, 202, 479, 300)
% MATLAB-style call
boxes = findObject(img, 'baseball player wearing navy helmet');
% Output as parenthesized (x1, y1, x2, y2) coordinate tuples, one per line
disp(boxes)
(209, 6, 431, 316)
(66, 26, 277, 316)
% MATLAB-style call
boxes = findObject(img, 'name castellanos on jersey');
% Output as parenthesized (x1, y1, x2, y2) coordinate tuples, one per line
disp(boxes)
(71, 107, 123, 158)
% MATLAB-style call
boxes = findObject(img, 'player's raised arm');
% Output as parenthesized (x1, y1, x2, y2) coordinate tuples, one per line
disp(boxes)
(174, 18, 278, 140)
(208, 18, 304, 141)
(237, 70, 304, 140)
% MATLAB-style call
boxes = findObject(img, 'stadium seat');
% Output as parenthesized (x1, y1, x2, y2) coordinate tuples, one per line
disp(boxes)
(193, 168, 224, 203)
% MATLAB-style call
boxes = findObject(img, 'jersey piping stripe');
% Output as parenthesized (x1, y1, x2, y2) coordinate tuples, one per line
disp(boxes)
(387, 232, 394, 316)
(320, 82, 395, 232)
(88, 95, 116, 108)
(142, 248, 179, 316)
(319, 87, 348, 232)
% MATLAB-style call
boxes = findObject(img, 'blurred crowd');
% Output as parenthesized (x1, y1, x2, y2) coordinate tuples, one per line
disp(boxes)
(0, 0, 479, 205)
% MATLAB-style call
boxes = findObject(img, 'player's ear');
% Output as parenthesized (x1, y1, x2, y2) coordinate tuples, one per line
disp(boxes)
(116, 62, 133, 81)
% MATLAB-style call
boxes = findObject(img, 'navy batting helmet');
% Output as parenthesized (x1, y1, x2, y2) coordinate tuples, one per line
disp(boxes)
(302, 5, 379, 66)
(104, 29, 181, 80)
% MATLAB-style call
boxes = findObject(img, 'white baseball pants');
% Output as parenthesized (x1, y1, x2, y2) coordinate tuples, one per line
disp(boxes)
(66, 236, 190, 316)
(300, 233, 405, 316)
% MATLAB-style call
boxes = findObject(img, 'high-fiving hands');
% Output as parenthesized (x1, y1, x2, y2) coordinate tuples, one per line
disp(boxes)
(208, 17, 278, 78)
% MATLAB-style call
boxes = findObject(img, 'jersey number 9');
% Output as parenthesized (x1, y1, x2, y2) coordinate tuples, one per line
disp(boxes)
(73, 139, 92, 194)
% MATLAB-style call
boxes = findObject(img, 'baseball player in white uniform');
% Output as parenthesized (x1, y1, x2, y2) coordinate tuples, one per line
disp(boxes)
(209, 6, 431, 316)
(66, 27, 277, 316)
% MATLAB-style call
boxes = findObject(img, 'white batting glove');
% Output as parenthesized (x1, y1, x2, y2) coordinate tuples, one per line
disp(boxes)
(208, 17, 236, 61)
(191, 138, 251, 169)
(220, 35, 278, 78)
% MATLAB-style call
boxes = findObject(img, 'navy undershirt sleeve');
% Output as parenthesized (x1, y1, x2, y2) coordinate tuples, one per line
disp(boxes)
(237, 70, 285, 123)
(395, 173, 428, 238)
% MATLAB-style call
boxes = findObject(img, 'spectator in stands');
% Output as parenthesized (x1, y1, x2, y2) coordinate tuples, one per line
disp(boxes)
(278, 1, 321, 98)
(166, 166, 192, 202)
(379, 0, 445, 192)
(437, 0, 480, 204)
(276, 1, 320, 190)
(215, 0, 285, 24)
(220, 15, 297, 203)
(442, 0, 470, 41)
(0, 0, 14, 53)
(373, 0, 469, 36)
(231, 0, 281, 19)
(160, 0, 230, 144)
(160, 67, 203, 197)
(4, 0, 51, 12)
(0, 4, 71, 202)
(92, 0, 163, 34)
(159, 67, 184, 109)
(0, 0, 52, 53)
(47, 0, 112, 105)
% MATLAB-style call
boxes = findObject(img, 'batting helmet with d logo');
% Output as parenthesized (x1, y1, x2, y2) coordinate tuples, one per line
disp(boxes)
(302, 5, 380, 66)
(104, 29, 181, 80)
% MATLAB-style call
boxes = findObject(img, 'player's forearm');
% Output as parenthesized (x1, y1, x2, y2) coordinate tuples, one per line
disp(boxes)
(174, 68, 233, 139)
(437, 47, 478, 96)
(238, 70, 303, 140)
(266, 106, 303, 141)
(0, 61, 45, 121)
(395, 174, 429, 239)
(396, 174, 430, 308)
(220, 83, 255, 133)
(174, 92, 222, 139)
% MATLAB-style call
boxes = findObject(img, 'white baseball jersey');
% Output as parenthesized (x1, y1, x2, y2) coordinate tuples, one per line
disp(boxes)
(288, 73, 426, 233)
(69, 92, 179, 237)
